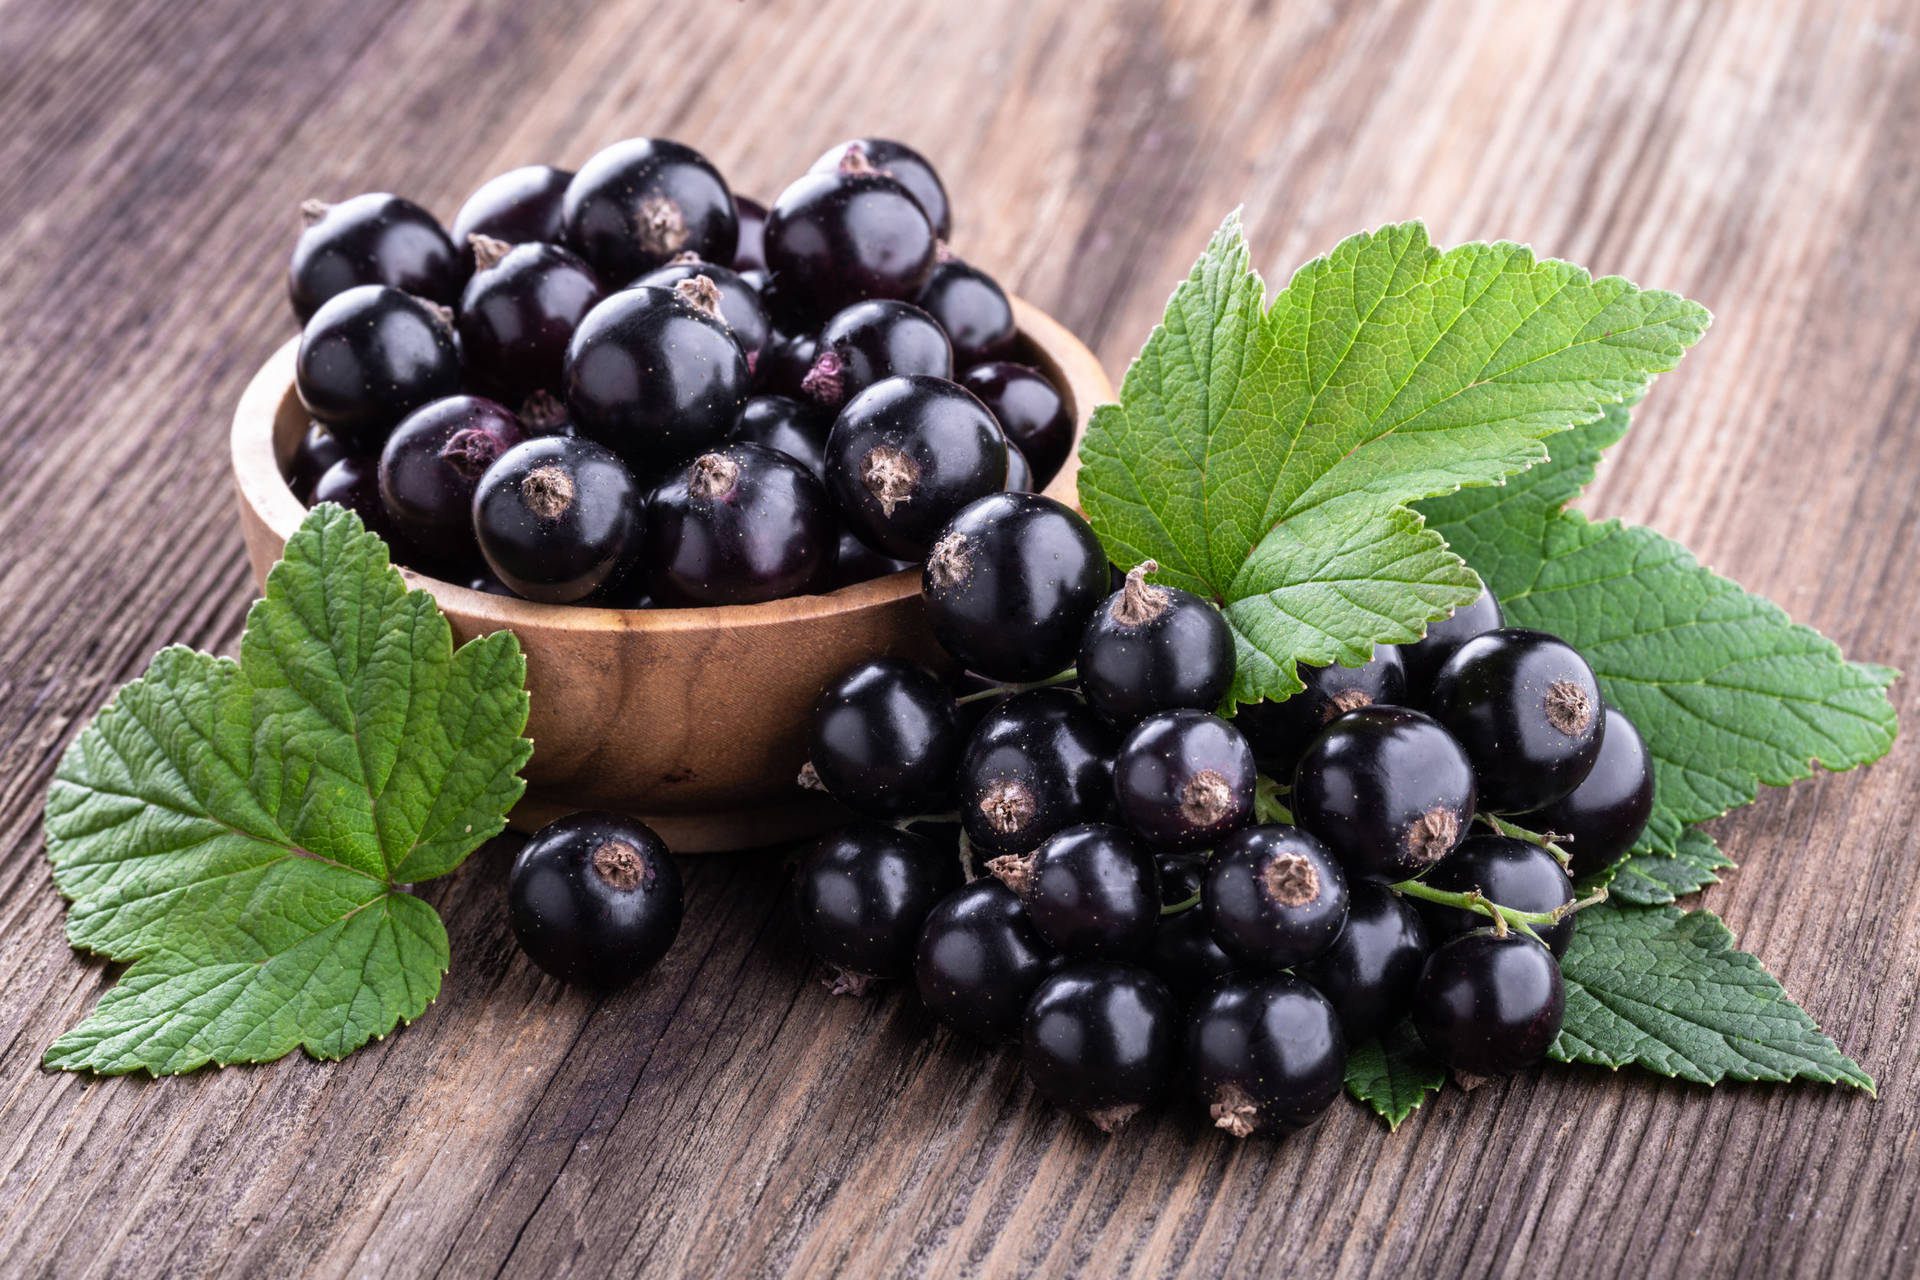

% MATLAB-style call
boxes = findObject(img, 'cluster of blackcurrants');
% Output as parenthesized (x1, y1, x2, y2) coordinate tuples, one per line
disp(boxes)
(794, 535, 1657, 1137)
(280, 136, 1074, 604)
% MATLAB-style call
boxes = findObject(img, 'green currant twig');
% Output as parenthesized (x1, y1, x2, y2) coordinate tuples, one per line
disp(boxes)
(1478, 812, 1575, 868)
(1389, 878, 1609, 942)
(954, 668, 1080, 705)
(1160, 889, 1202, 916)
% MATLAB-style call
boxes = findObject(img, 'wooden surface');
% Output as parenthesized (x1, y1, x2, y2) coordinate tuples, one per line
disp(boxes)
(1, 0, 1916, 1275)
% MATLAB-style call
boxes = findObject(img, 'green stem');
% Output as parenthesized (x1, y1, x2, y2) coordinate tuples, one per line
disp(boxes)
(955, 668, 1079, 705)
(1479, 812, 1574, 868)
(1253, 775, 1294, 826)
(1389, 878, 1609, 943)
(1160, 889, 1202, 916)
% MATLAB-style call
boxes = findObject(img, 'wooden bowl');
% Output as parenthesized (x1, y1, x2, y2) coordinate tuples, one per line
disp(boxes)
(231, 298, 1112, 851)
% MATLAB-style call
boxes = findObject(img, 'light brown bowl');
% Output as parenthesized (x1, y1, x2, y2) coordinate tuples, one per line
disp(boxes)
(231, 298, 1112, 850)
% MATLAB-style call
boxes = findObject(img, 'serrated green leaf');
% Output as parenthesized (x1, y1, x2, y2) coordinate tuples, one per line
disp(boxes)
(1550, 902, 1871, 1089)
(1422, 405, 1899, 857)
(1587, 826, 1734, 906)
(1345, 1020, 1446, 1129)
(1079, 214, 1710, 703)
(42, 505, 532, 1075)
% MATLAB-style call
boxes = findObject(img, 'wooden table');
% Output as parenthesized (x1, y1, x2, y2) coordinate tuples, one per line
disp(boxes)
(3, 1, 1916, 1275)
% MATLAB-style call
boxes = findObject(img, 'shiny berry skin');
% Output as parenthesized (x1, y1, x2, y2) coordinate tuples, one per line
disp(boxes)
(1003, 441, 1035, 493)
(1524, 704, 1655, 876)
(992, 822, 1158, 959)
(729, 394, 830, 482)
(808, 659, 963, 818)
(922, 492, 1106, 681)
(288, 193, 461, 321)
(508, 811, 683, 986)
(809, 138, 952, 240)
(793, 822, 963, 993)
(764, 153, 937, 322)
(1431, 628, 1605, 813)
(959, 689, 1116, 856)
(914, 880, 1058, 1043)
(295, 285, 462, 453)
(458, 240, 603, 405)
(957, 362, 1072, 483)
(451, 164, 573, 247)
(565, 282, 751, 472)
(1146, 910, 1236, 1005)
(636, 257, 772, 366)
(826, 375, 1006, 559)
(915, 256, 1015, 365)
(828, 527, 914, 588)
(378, 396, 526, 564)
(286, 423, 349, 502)
(1187, 974, 1345, 1137)
(1296, 882, 1431, 1039)
(1079, 563, 1235, 728)
(1292, 706, 1476, 881)
(1113, 711, 1256, 851)
(1413, 930, 1565, 1074)
(1022, 962, 1178, 1132)
(1415, 834, 1576, 956)
(801, 299, 952, 410)
(472, 436, 644, 603)
(756, 330, 818, 399)
(1203, 825, 1348, 968)
(1156, 852, 1206, 906)
(645, 443, 833, 605)
(732, 195, 769, 271)
(1233, 644, 1409, 772)
(311, 455, 408, 553)
(561, 138, 737, 287)
(1399, 576, 1505, 700)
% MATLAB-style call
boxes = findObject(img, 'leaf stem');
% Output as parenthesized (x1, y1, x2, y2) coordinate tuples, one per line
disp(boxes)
(955, 668, 1079, 705)
(1479, 812, 1574, 868)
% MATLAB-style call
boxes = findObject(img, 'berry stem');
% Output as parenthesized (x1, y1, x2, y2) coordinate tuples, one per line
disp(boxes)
(1160, 888, 1202, 916)
(891, 810, 961, 830)
(954, 668, 1079, 705)
(1253, 775, 1294, 826)
(1388, 877, 1610, 943)
(1478, 812, 1575, 867)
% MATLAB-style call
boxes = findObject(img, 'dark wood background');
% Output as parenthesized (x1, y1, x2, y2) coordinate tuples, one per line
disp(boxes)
(3, 0, 1917, 1275)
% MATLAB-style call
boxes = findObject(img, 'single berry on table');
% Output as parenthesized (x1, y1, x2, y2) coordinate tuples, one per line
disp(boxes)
(915, 254, 1016, 366)
(1397, 575, 1505, 700)
(989, 822, 1159, 959)
(957, 362, 1072, 483)
(764, 148, 937, 322)
(1112, 710, 1257, 851)
(825, 374, 1007, 559)
(295, 284, 462, 453)
(459, 239, 604, 405)
(920, 491, 1106, 681)
(1186, 973, 1346, 1137)
(1296, 882, 1431, 1039)
(451, 164, 573, 247)
(636, 255, 773, 366)
(801, 299, 952, 410)
(1021, 962, 1178, 1133)
(1233, 643, 1408, 772)
(732, 194, 769, 271)
(914, 879, 1058, 1043)
(1430, 627, 1605, 813)
(958, 689, 1116, 856)
(645, 443, 834, 605)
(1412, 930, 1565, 1075)
(378, 395, 526, 564)
(507, 811, 683, 986)
(807, 658, 963, 818)
(1413, 834, 1577, 956)
(808, 137, 953, 240)
(286, 422, 349, 502)
(1522, 704, 1655, 876)
(562, 137, 737, 286)
(1078, 561, 1236, 728)
(472, 435, 645, 603)
(792, 821, 963, 994)
(288, 192, 462, 321)
(1202, 824, 1349, 969)
(729, 394, 831, 483)
(1291, 705, 1477, 881)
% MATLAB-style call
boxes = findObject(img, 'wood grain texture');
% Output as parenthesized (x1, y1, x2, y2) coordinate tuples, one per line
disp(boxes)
(0, 0, 1916, 1276)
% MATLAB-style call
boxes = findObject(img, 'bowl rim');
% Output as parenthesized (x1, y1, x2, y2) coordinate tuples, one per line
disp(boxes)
(232, 294, 1111, 632)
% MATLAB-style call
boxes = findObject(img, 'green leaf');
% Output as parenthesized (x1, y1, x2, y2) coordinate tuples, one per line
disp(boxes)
(42, 505, 532, 1075)
(1422, 404, 1899, 857)
(1590, 826, 1734, 906)
(1551, 902, 1872, 1089)
(1345, 1020, 1447, 1129)
(1078, 214, 1710, 702)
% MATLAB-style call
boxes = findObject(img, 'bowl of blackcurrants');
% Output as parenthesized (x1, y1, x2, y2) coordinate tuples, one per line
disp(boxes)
(231, 137, 1111, 850)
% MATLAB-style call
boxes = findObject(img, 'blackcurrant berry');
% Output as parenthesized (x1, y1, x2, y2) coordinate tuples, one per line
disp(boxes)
(1233, 643, 1408, 771)
(808, 658, 962, 818)
(311, 455, 410, 555)
(451, 165, 573, 247)
(809, 138, 953, 240)
(458, 239, 603, 406)
(959, 689, 1116, 856)
(1156, 852, 1206, 907)
(1145, 910, 1237, 1006)
(378, 395, 526, 564)
(828, 526, 914, 588)
(473, 435, 644, 603)
(467, 564, 517, 596)
(1003, 440, 1035, 493)
(288, 193, 461, 322)
(1113, 710, 1256, 851)
(914, 880, 1058, 1043)
(1398, 575, 1504, 700)
(1078, 562, 1235, 728)
(1296, 882, 1430, 1040)
(729, 394, 831, 483)
(825, 375, 1007, 559)
(508, 811, 683, 986)
(1431, 628, 1604, 813)
(1186, 974, 1345, 1137)
(990, 822, 1158, 959)
(636, 256, 773, 366)
(562, 138, 737, 286)
(1021, 962, 1177, 1132)
(286, 422, 349, 502)
(801, 300, 952, 410)
(793, 822, 962, 994)
(756, 330, 819, 399)
(1524, 705, 1655, 876)
(732, 195, 769, 271)
(1415, 834, 1576, 956)
(645, 443, 834, 605)
(915, 254, 1015, 366)
(957, 362, 1072, 484)
(295, 285, 462, 453)
(1203, 825, 1348, 968)
(1291, 706, 1476, 881)
(921, 492, 1106, 681)
(1413, 930, 1565, 1074)
(764, 150, 937, 321)
(565, 280, 750, 473)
